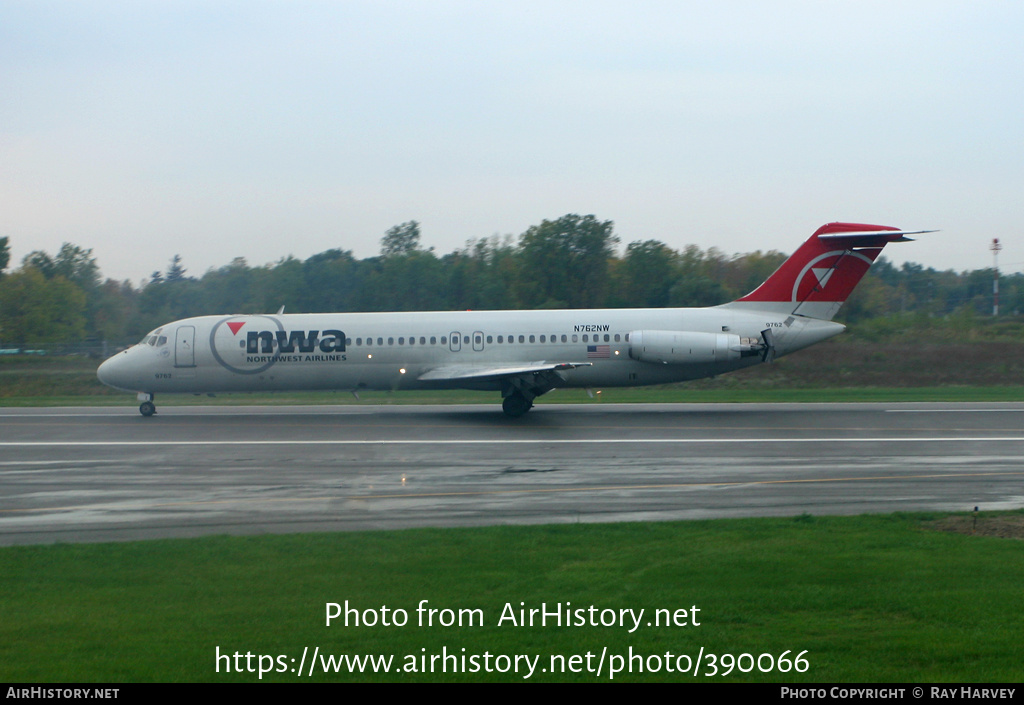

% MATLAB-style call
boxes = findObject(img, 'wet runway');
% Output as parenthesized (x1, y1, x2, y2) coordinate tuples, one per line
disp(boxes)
(2, 402, 1023, 545)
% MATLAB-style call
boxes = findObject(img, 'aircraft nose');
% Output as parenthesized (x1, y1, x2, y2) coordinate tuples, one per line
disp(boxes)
(97, 350, 140, 391)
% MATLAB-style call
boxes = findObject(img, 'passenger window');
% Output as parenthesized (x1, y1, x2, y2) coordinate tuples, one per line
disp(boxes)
(561, 334, 567, 343)
(518, 335, 525, 343)
(529, 335, 535, 343)
(430, 336, 436, 345)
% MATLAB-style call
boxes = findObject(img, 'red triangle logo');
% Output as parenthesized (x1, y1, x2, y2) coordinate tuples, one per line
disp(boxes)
(227, 321, 246, 336)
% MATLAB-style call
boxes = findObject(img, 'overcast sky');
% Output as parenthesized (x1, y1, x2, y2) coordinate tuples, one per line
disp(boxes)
(3, 1, 1022, 284)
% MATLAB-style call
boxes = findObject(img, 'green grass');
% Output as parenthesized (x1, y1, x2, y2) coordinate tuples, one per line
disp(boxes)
(3, 345, 1024, 405)
(2, 385, 1023, 408)
(2, 512, 1022, 682)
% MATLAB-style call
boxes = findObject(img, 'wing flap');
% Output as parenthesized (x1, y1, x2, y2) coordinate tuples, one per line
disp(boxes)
(417, 361, 591, 382)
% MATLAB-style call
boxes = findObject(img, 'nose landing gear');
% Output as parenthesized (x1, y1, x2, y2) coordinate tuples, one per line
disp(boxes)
(137, 393, 156, 417)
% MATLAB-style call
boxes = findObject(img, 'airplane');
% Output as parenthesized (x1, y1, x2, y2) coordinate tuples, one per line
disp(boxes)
(97, 222, 927, 418)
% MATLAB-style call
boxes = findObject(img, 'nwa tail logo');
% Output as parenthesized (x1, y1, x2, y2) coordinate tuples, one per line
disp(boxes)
(792, 251, 876, 303)
(246, 330, 346, 354)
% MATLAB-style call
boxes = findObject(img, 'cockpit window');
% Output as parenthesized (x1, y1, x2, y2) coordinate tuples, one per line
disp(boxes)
(140, 328, 166, 346)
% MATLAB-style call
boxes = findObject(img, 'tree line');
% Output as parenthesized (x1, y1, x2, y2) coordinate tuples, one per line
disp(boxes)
(0, 216, 1020, 349)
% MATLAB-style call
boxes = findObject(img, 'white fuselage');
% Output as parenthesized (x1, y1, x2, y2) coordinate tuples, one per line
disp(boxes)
(97, 306, 845, 396)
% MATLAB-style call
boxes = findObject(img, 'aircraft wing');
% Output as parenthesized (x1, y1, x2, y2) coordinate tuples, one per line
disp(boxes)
(417, 361, 592, 382)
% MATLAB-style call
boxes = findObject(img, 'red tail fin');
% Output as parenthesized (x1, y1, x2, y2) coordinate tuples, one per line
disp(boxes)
(729, 222, 922, 320)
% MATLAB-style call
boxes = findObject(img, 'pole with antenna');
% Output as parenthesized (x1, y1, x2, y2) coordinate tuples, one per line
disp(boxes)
(990, 238, 1001, 316)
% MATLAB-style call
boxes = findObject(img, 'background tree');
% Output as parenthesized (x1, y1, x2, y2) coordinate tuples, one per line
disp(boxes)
(517, 214, 618, 308)
(299, 249, 361, 312)
(12, 244, 102, 342)
(666, 244, 728, 307)
(91, 279, 139, 343)
(380, 221, 422, 258)
(0, 236, 10, 276)
(0, 267, 87, 345)
(615, 240, 678, 308)
(23, 243, 101, 291)
(447, 235, 521, 310)
(165, 254, 188, 282)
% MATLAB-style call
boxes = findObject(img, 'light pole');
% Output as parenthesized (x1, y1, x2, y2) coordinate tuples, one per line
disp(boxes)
(990, 238, 1002, 316)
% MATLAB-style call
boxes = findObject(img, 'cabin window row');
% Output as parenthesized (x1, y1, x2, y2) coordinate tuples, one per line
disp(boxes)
(346, 333, 623, 346)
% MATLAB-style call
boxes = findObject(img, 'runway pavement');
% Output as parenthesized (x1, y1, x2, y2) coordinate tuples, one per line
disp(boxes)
(2, 402, 1023, 545)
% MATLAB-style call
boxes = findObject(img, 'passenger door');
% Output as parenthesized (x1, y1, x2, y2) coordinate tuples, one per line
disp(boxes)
(175, 326, 196, 368)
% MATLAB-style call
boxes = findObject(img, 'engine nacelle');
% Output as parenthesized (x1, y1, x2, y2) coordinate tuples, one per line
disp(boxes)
(627, 330, 749, 365)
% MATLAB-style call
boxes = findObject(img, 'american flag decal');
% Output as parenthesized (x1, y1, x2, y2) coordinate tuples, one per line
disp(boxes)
(587, 345, 610, 359)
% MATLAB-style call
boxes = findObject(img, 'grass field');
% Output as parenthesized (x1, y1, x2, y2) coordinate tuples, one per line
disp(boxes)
(2, 512, 1022, 682)
(2, 341, 1024, 406)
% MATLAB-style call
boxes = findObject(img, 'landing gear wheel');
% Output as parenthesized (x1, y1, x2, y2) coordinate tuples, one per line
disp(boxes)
(139, 401, 156, 417)
(502, 392, 533, 418)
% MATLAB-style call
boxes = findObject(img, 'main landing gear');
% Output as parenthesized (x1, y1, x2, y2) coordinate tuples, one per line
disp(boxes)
(138, 393, 156, 417)
(501, 391, 534, 418)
